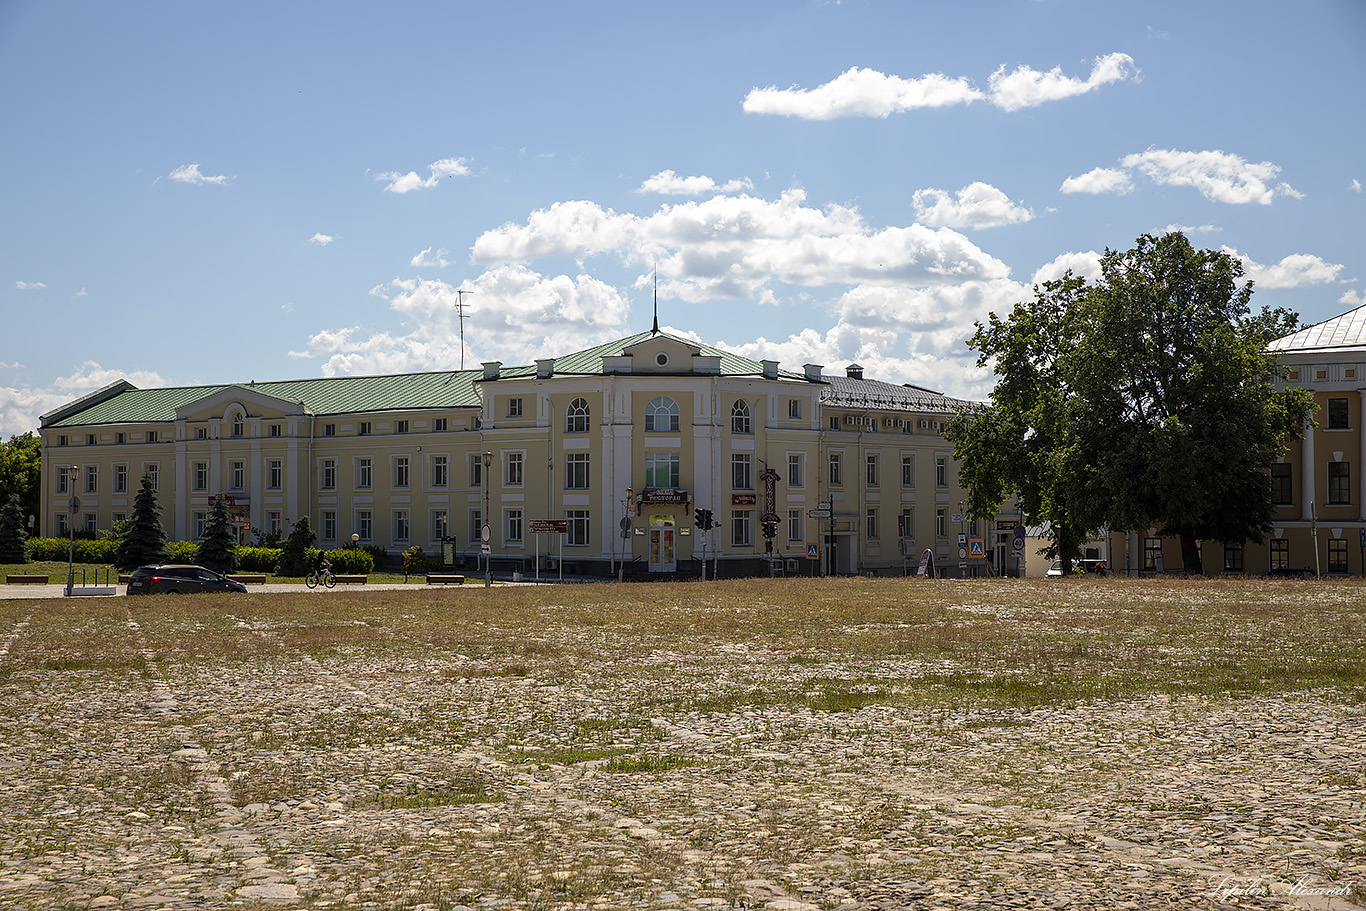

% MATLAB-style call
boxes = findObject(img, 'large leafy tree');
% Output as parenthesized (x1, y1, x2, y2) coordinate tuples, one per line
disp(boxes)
(114, 474, 171, 570)
(195, 495, 237, 574)
(0, 433, 41, 534)
(947, 232, 1313, 574)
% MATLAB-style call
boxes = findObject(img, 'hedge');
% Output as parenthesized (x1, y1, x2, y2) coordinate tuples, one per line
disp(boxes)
(26, 537, 115, 564)
(236, 547, 282, 573)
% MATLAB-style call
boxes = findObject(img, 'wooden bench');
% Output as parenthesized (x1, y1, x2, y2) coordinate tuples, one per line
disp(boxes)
(332, 574, 368, 584)
(425, 574, 465, 585)
(228, 574, 267, 584)
(5, 574, 49, 584)
(119, 574, 132, 584)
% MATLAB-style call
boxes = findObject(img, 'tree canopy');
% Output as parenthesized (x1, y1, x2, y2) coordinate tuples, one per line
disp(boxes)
(195, 496, 238, 574)
(114, 474, 171, 570)
(945, 232, 1313, 573)
(0, 433, 41, 535)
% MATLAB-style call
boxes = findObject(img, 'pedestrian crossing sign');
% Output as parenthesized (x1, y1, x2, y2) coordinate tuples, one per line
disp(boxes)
(806, 543, 820, 560)
(968, 538, 986, 559)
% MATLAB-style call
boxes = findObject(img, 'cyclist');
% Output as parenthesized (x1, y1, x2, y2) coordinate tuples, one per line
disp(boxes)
(312, 551, 332, 575)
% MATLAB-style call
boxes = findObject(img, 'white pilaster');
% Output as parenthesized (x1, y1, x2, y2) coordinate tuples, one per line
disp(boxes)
(1302, 409, 1315, 521)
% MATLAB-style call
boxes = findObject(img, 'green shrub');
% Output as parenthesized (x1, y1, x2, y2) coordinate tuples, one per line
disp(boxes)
(168, 540, 197, 562)
(24, 537, 116, 564)
(362, 544, 388, 569)
(402, 545, 430, 574)
(236, 547, 281, 573)
(25, 538, 66, 562)
(328, 548, 374, 575)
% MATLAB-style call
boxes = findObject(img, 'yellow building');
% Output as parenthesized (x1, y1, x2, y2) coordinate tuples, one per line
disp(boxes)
(39, 330, 1004, 578)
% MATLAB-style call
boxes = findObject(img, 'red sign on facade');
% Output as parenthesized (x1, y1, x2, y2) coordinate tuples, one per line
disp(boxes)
(641, 488, 689, 505)
(731, 493, 757, 505)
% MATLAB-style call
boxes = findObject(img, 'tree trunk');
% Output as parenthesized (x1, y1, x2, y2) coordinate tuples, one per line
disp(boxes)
(1179, 532, 1203, 575)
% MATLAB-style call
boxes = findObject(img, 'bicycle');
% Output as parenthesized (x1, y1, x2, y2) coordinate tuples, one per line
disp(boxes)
(305, 568, 336, 589)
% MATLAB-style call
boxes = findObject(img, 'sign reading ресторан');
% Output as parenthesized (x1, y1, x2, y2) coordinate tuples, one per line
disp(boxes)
(640, 488, 689, 505)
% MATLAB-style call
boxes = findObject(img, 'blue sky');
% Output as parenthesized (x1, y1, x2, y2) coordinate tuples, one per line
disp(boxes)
(3, 0, 1364, 437)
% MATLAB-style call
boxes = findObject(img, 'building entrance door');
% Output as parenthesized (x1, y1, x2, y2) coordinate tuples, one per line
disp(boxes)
(648, 517, 676, 572)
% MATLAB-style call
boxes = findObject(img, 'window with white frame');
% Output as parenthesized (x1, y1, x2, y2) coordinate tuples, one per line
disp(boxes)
(787, 453, 803, 488)
(1329, 461, 1351, 505)
(393, 456, 410, 488)
(358, 422, 371, 436)
(505, 452, 523, 486)
(566, 398, 590, 433)
(565, 453, 590, 489)
(935, 456, 947, 488)
(192, 461, 207, 492)
(566, 510, 589, 546)
(356, 510, 373, 542)
(268, 459, 283, 490)
(901, 454, 915, 487)
(143, 463, 159, 491)
(195, 427, 207, 440)
(323, 423, 335, 436)
(430, 510, 447, 541)
(85, 464, 98, 493)
(393, 510, 410, 543)
(194, 512, 208, 540)
(731, 400, 752, 434)
(269, 424, 282, 438)
(230, 460, 246, 491)
(56, 468, 69, 494)
(56, 513, 67, 535)
(506, 508, 523, 543)
(507, 397, 523, 418)
(469, 509, 482, 546)
(469, 453, 483, 488)
(788, 399, 801, 419)
(898, 508, 914, 538)
(866, 453, 878, 486)
(829, 452, 843, 486)
(114, 464, 128, 493)
(394, 420, 409, 434)
(319, 459, 334, 490)
(231, 414, 244, 437)
(731, 453, 753, 490)
(645, 396, 680, 432)
(84, 513, 98, 534)
(268, 511, 282, 537)
(430, 455, 447, 488)
(432, 418, 447, 432)
(321, 510, 336, 541)
(732, 509, 753, 547)
(935, 508, 946, 538)
(111, 512, 125, 524)
(787, 508, 802, 544)
(357, 457, 372, 489)
(866, 508, 878, 539)
(645, 452, 679, 488)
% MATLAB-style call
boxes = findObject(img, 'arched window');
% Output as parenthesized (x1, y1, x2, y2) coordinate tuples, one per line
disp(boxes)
(731, 400, 752, 434)
(231, 412, 244, 438)
(645, 396, 680, 432)
(565, 398, 590, 433)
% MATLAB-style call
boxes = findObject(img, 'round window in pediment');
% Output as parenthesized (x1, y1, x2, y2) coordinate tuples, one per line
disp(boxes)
(655, 351, 670, 368)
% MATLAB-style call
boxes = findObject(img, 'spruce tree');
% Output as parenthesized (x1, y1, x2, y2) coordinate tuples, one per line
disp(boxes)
(195, 495, 237, 574)
(115, 474, 171, 570)
(0, 494, 28, 563)
(278, 515, 317, 576)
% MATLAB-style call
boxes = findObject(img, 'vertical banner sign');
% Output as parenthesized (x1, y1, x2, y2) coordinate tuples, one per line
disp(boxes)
(759, 468, 781, 526)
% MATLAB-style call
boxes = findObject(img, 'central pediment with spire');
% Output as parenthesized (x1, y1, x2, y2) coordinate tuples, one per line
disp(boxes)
(607, 335, 710, 374)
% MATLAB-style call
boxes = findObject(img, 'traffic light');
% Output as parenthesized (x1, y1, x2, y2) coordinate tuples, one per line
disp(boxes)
(761, 518, 778, 539)
(694, 508, 708, 529)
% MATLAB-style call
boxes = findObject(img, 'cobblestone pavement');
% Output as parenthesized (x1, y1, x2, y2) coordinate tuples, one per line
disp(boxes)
(0, 590, 1361, 910)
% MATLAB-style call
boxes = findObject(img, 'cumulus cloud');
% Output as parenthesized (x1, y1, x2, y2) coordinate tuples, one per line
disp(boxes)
(1339, 289, 1365, 308)
(376, 157, 471, 193)
(167, 162, 230, 185)
(912, 182, 1033, 229)
(987, 52, 1139, 112)
(743, 67, 984, 119)
(309, 233, 335, 246)
(14, 281, 46, 290)
(1162, 223, 1221, 235)
(1353, 179, 1362, 193)
(1222, 247, 1344, 289)
(1031, 251, 1103, 285)
(410, 247, 451, 268)
(638, 170, 754, 196)
(0, 361, 166, 438)
(1059, 167, 1133, 196)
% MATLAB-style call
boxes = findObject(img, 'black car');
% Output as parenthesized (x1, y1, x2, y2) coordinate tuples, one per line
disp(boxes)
(126, 564, 248, 595)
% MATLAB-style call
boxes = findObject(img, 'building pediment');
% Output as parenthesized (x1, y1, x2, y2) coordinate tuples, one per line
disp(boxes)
(617, 337, 704, 374)
(174, 385, 313, 423)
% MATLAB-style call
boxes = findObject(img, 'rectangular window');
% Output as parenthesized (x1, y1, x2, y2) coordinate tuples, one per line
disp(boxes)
(145, 431, 158, 443)
(788, 399, 802, 419)
(1270, 538, 1290, 571)
(192, 461, 207, 492)
(507, 397, 523, 418)
(787, 508, 802, 544)
(84, 465, 98, 493)
(87, 434, 96, 446)
(395, 420, 409, 434)
(829, 452, 842, 486)
(356, 510, 373, 542)
(1329, 539, 1349, 574)
(268, 459, 283, 490)
(269, 424, 282, 438)
(866, 508, 878, 539)
(431, 455, 447, 488)
(57, 469, 68, 494)
(1328, 397, 1350, 430)
(195, 427, 207, 440)
(1223, 542, 1244, 573)
(505, 452, 523, 486)
(432, 418, 447, 432)
(566, 510, 589, 546)
(111, 512, 125, 525)
(116, 432, 125, 444)
(935, 456, 948, 488)
(1144, 537, 1162, 570)
(1270, 463, 1292, 505)
(114, 464, 128, 493)
(393, 510, 410, 543)
(321, 510, 336, 541)
(359, 422, 371, 436)
(565, 453, 590, 489)
(357, 457, 372, 489)
(506, 508, 523, 543)
(230, 460, 246, 491)
(268, 511, 282, 537)
(84, 513, 98, 534)
(320, 459, 335, 490)
(901, 454, 915, 487)
(144, 463, 159, 491)
(865, 454, 878, 486)
(56, 513, 67, 535)
(193, 511, 208, 540)
(787, 453, 803, 488)
(469, 453, 483, 488)
(645, 452, 680, 488)
(469, 509, 482, 546)
(829, 416, 839, 431)
(731, 453, 753, 490)
(1328, 461, 1351, 505)
(393, 456, 410, 488)
(935, 508, 946, 538)
(57, 435, 68, 447)
(898, 508, 914, 538)
(732, 509, 752, 547)
(323, 423, 336, 437)
(430, 510, 447, 542)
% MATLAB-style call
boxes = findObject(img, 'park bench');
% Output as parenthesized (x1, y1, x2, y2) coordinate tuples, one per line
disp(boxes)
(332, 574, 368, 584)
(5, 574, 49, 584)
(425, 574, 465, 585)
(228, 574, 267, 584)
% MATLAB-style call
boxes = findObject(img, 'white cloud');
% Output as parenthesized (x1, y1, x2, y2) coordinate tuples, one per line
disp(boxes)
(743, 67, 983, 119)
(1059, 167, 1133, 195)
(14, 280, 46, 290)
(376, 157, 471, 193)
(0, 361, 166, 438)
(638, 170, 754, 196)
(1353, 179, 1362, 193)
(988, 52, 1139, 112)
(1121, 149, 1300, 205)
(73, 287, 87, 298)
(1222, 247, 1344, 289)
(168, 162, 230, 185)
(410, 247, 451, 268)
(1031, 251, 1102, 285)
(0, 361, 22, 369)
(1339, 289, 1365, 308)
(912, 182, 1033, 229)
(1162, 223, 1221, 235)
(309, 233, 335, 246)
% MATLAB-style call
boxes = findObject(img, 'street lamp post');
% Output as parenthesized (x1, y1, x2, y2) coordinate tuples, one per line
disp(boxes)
(65, 465, 79, 597)
(483, 451, 493, 588)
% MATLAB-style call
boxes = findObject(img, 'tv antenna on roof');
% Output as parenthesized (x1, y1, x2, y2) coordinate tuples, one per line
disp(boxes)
(454, 288, 474, 369)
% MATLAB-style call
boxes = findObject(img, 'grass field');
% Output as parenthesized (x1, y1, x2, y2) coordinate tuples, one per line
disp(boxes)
(0, 577, 1362, 909)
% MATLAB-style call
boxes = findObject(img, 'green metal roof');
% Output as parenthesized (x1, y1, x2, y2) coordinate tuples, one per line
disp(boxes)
(507, 330, 815, 381)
